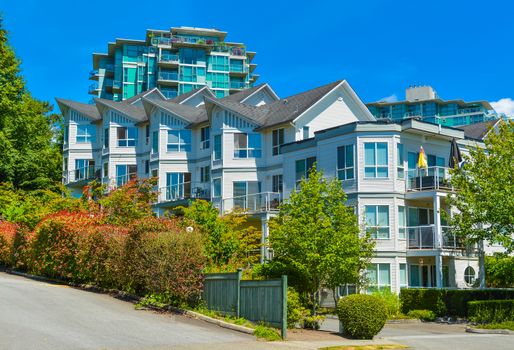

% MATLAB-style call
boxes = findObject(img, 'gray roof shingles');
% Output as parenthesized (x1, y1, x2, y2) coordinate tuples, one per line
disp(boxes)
(94, 98, 147, 122)
(55, 98, 101, 121)
(457, 119, 499, 140)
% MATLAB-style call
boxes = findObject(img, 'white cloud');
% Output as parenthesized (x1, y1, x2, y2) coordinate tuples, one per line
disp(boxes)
(379, 94, 398, 103)
(491, 98, 514, 116)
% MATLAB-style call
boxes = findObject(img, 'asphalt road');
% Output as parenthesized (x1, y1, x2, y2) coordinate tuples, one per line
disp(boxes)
(0, 272, 256, 350)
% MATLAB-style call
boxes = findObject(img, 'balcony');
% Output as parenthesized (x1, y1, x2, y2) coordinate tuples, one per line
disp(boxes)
(88, 83, 100, 95)
(112, 80, 122, 91)
(64, 166, 99, 185)
(89, 70, 100, 80)
(220, 192, 282, 214)
(157, 72, 179, 85)
(104, 64, 114, 77)
(157, 182, 211, 203)
(406, 167, 452, 192)
(230, 81, 247, 90)
(158, 54, 179, 67)
(407, 225, 472, 251)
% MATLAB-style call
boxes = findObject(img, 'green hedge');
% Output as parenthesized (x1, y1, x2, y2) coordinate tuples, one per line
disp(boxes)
(468, 300, 514, 324)
(337, 294, 387, 339)
(400, 288, 514, 317)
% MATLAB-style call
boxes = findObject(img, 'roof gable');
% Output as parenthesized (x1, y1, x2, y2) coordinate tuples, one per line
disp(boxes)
(55, 98, 101, 121)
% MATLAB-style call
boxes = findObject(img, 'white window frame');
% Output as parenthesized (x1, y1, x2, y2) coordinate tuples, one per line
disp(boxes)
(272, 128, 284, 156)
(397, 143, 404, 179)
(364, 142, 389, 179)
(367, 263, 391, 291)
(200, 127, 210, 150)
(337, 144, 355, 181)
(398, 205, 406, 240)
(117, 127, 137, 147)
(167, 129, 191, 152)
(365, 205, 390, 239)
(76, 124, 96, 143)
(233, 133, 262, 159)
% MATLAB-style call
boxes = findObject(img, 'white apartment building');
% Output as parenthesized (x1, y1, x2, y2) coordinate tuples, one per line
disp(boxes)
(57, 80, 499, 293)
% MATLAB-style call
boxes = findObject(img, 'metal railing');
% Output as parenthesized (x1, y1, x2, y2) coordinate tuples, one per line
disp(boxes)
(112, 80, 121, 89)
(160, 54, 179, 63)
(230, 81, 246, 89)
(157, 182, 210, 203)
(89, 70, 99, 79)
(63, 165, 98, 184)
(229, 65, 247, 73)
(221, 192, 282, 213)
(112, 173, 138, 188)
(407, 225, 470, 250)
(88, 83, 99, 94)
(406, 166, 452, 192)
(158, 72, 179, 81)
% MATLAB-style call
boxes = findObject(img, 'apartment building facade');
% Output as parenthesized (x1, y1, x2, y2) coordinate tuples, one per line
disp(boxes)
(58, 80, 496, 293)
(89, 26, 258, 101)
(367, 85, 498, 128)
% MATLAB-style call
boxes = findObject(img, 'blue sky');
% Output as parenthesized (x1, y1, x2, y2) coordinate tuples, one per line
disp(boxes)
(2, 0, 514, 115)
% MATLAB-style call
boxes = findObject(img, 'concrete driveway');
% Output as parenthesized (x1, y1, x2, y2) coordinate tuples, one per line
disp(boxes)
(0, 272, 256, 350)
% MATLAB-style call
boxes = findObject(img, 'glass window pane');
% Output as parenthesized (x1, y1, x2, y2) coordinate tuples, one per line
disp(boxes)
(168, 130, 179, 143)
(234, 133, 247, 148)
(295, 160, 306, 181)
(379, 264, 390, 285)
(365, 206, 376, 226)
(410, 265, 420, 287)
(364, 143, 375, 166)
(377, 167, 388, 178)
(248, 134, 261, 149)
(400, 264, 407, 286)
(346, 168, 354, 180)
(377, 143, 388, 165)
(233, 182, 246, 197)
(365, 167, 375, 178)
(337, 146, 345, 169)
(346, 145, 354, 167)
(368, 264, 378, 285)
(213, 178, 221, 197)
(377, 206, 389, 226)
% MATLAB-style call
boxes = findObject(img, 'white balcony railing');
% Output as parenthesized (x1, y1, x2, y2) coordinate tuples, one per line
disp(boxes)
(221, 192, 282, 214)
(407, 225, 470, 250)
(157, 182, 210, 203)
(406, 166, 452, 192)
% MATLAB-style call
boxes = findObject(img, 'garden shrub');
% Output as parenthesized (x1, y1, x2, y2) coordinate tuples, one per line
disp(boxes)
(372, 288, 401, 319)
(468, 300, 514, 324)
(337, 294, 387, 339)
(287, 287, 308, 328)
(407, 309, 436, 321)
(401, 288, 514, 317)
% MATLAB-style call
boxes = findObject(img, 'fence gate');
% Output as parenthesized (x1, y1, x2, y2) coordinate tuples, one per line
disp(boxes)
(202, 270, 287, 339)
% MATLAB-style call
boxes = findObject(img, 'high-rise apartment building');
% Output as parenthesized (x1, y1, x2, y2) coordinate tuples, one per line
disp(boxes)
(88, 27, 258, 101)
(367, 85, 498, 127)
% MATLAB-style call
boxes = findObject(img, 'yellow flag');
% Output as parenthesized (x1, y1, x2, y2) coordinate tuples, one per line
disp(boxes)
(418, 146, 428, 169)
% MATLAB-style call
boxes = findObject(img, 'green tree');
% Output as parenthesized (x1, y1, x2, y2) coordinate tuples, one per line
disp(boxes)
(267, 166, 374, 313)
(447, 121, 514, 252)
(0, 16, 62, 191)
(485, 253, 514, 288)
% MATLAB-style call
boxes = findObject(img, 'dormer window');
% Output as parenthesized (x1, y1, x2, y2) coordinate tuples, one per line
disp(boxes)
(117, 127, 137, 147)
(76, 125, 96, 143)
(167, 129, 191, 152)
(233, 133, 261, 158)
(272, 128, 284, 156)
(200, 127, 210, 149)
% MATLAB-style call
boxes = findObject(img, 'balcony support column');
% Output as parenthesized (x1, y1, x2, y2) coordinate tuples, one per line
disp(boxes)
(433, 193, 443, 288)
(260, 213, 270, 264)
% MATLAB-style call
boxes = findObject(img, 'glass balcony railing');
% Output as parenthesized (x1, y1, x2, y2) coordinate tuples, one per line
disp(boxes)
(158, 72, 179, 81)
(230, 81, 246, 89)
(457, 107, 483, 115)
(64, 166, 98, 184)
(89, 70, 99, 79)
(221, 192, 282, 213)
(229, 65, 247, 73)
(88, 83, 99, 94)
(160, 54, 179, 63)
(112, 80, 121, 89)
(407, 225, 472, 251)
(157, 182, 210, 203)
(406, 166, 452, 192)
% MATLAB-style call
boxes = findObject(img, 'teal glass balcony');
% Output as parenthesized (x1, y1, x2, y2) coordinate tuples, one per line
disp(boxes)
(230, 81, 246, 89)
(158, 72, 179, 81)
(160, 53, 179, 63)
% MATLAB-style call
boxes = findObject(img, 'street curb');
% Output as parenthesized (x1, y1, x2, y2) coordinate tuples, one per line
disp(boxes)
(4, 269, 255, 336)
(465, 326, 514, 335)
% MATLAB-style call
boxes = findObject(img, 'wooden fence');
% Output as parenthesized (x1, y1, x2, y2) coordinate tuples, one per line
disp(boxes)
(202, 269, 288, 339)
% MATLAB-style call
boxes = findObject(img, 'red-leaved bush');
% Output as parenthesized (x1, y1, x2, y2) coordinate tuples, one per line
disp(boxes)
(0, 212, 206, 304)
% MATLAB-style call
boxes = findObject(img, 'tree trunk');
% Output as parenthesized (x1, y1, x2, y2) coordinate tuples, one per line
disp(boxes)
(332, 287, 339, 309)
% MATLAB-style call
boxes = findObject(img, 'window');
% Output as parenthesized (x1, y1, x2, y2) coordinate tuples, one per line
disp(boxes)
(103, 162, 108, 177)
(104, 128, 109, 148)
(213, 134, 222, 160)
(364, 142, 388, 178)
(233, 181, 261, 210)
(409, 265, 420, 287)
(295, 157, 316, 188)
(367, 263, 391, 291)
(200, 166, 210, 183)
(116, 164, 137, 186)
(272, 174, 283, 193)
(144, 160, 149, 175)
(464, 266, 476, 285)
(272, 128, 285, 156)
(145, 125, 150, 145)
(117, 127, 137, 147)
(152, 131, 159, 153)
(397, 143, 404, 179)
(233, 133, 262, 158)
(303, 126, 310, 139)
(213, 178, 222, 197)
(151, 169, 158, 178)
(64, 126, 69, 145)
(399, 263, 407, 288)
(76, 125, 96, 143)
(167, 130, 191, 152)
(74, 159, 94, 180)
(337, 145, 354, 181)
(365, 205, 390, 239)
(398, 206, 406, 239)
(165, 172, 191, 200)
(200, 127, 210, 149)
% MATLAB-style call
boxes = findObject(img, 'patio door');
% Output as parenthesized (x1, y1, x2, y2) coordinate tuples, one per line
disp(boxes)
(233, 181, 261, 210)
(165, 172, 191, 201)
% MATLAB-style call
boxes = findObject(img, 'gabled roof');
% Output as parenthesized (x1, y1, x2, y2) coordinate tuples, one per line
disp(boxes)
(142, 98, 208, 125)
(55, 98, 101, 121)
(204, 96, 268, 126)
(456, 119, 501, 140)
(170, 86, 215, 105)
(94, 98, 147, 122)
(221, 83, 279, 104)
(122, 88, 166, 105)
